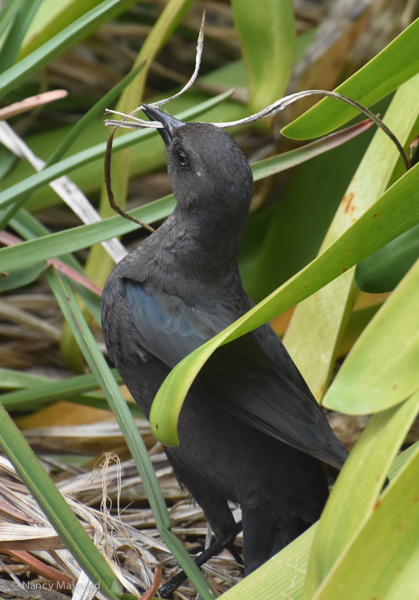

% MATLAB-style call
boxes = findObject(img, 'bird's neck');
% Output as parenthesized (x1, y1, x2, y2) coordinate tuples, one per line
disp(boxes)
(150, 203, 246, 285)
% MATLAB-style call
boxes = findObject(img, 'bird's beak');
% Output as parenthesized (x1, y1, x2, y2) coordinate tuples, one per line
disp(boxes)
(141, 104, 185, 147)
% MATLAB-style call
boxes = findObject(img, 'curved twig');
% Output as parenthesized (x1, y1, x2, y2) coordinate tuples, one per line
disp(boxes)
(104, 119, 155, 233)
(214, 89, 410, 171)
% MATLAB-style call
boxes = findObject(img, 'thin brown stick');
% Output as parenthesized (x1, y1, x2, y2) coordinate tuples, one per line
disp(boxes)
(104, 124, 155, 233)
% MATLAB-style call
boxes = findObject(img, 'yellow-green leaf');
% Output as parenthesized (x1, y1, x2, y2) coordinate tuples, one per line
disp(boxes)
(282, 18, 419, 139)
(282, 72, 419, 400)
(304, 391, 419, 598)
(323, 257, 419, 414)
(232, 0, 294, 114)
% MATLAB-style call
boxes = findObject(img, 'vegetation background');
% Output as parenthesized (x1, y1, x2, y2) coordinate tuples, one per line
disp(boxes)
(0, 0, 419, 598)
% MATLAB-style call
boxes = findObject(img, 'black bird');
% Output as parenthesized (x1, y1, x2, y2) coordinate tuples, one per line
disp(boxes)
(102, 105, 349, 576)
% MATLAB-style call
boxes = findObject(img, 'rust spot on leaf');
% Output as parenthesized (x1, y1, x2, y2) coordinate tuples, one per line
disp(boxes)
(342, 192, 356, 215)
(155, 423, 159, 429)
(303, 284, 308, 289)
(414, 496, 418, 503)
(347, 248, 351, 253)
(373, 499, 381, 511)
(341, 266, 349, 273)
(397, 524, 404, 531)
(392, 383, 397, 390)
(373, 213, 378, 219)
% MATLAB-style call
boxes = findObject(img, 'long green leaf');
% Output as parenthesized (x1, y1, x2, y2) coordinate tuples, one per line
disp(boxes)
(223, 524, 318, 600)
(0, 196, 175, 271)
(282, 72, 419, 400)
(312, 431, 419, 600)
(355, 222, 419, 292)
(17, 0, 116, 60)
(323, 257, 419, 414)
(304, 391, 419, 598)
(0, 0, 26, 41)
(232, 0, 294, 114)
(150, 160, 419, 446)
(0, 0, 135, 102)
(46, 267, 216, 600)
(282, 18, 419, 139)
(219, 424, 419, 600)
(0, 367, 50, 389)
(0, 0, 42, 73)
(246, 119, 374, 302)
(0, 368, 129, 411)
(0, 403, 121, 598)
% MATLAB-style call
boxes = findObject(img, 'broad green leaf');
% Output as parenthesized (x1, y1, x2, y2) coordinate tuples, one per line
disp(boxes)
(304, 391, 419, 599)
(355, 222, 419, 292)
(323, 257, 419, 414)
(311, 432, 419, 600)
(232, 0, 294, 114)
(282, 18, 419, 139)
(46, 267, 216, 600)
(282, 73, 419, 400)
(0, 403, 121, 598)
(0, 0, 135, 102)
(150, 159, 419, 446)
(222, 524, 317, 600)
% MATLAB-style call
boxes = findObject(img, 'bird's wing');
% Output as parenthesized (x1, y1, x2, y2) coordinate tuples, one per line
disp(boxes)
(122, 279, 225, 366)
(123, 279, 348, 469)
(200, 332, 348, 469)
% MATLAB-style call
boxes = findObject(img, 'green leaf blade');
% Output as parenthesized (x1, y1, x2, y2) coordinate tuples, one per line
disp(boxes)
(304, 392, 419, 598)
(282, 19, 419, 139)
(323, 257, 419, 414)
(232, 0, 295, 114)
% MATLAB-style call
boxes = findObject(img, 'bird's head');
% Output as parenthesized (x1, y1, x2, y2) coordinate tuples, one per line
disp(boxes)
(142, 104, 253, 224)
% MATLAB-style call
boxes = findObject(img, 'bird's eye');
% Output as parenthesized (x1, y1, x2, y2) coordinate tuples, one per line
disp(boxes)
(175, 149, 188, 167)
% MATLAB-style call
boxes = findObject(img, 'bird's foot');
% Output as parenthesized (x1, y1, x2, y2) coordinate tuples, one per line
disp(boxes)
(156, 531, 242, 598)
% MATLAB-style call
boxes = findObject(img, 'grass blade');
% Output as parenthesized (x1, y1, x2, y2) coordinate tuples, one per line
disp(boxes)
(0, 403, 121, 598)
(46, 266, 216, 600)
(0, 0, 135, 102)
